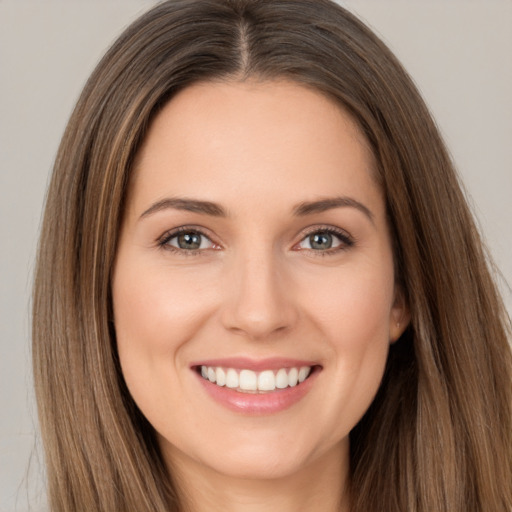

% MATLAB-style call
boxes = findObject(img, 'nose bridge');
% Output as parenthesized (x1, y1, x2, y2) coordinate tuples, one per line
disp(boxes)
(221, 242, 297, 339)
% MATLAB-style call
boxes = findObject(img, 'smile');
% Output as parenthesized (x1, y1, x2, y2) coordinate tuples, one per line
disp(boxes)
(193, 358, 321, 414)
(200, 365, 312, 393)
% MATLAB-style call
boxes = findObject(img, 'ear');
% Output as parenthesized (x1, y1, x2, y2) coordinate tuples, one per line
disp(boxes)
(389, 286, 410, 343)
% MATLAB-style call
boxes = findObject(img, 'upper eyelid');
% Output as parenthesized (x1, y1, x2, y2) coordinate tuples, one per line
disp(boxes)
(298, 225, 354, 242)
(157, 225, 217, 246)
(159, 225, 213, 238)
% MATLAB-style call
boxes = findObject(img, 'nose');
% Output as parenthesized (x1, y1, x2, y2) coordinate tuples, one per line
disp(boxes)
(220, 249, 298, 341)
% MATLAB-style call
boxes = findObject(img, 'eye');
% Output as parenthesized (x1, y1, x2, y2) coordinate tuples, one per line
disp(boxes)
(297, 228, 353, 252)
(159, 228, 215, 252)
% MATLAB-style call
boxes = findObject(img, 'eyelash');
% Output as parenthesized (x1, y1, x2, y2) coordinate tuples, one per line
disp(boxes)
(298, 226, 355, 255)
(157, 225, 355, 256)
(157, 226, 215, 256)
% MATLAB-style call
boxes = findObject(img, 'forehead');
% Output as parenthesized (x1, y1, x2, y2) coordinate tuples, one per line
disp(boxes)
(129, 80, 382, 217)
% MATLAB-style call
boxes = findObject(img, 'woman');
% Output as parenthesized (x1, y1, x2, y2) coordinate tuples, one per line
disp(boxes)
(32, 0, 512, 510)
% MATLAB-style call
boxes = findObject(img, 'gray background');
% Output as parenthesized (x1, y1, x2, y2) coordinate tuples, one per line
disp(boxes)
(1, 1, 510, 510)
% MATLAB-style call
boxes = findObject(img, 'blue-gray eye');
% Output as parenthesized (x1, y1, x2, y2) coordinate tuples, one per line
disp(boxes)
(310, 232, 333, 250)
(167, 231, 213, 250)
(298, 230, 347, 251)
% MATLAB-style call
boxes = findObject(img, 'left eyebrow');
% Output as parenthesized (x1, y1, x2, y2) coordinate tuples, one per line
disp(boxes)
(292, 196, 374, 223)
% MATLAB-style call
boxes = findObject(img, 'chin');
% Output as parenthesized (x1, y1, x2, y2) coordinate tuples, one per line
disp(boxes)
(202, 449, 311, 481)
(160, 429, 317, 481)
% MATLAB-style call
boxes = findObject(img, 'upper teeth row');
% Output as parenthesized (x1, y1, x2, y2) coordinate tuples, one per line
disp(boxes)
(200, 366, 312, 391)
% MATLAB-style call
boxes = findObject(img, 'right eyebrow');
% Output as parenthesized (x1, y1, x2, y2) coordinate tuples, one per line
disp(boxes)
(139, 197, 227, 220)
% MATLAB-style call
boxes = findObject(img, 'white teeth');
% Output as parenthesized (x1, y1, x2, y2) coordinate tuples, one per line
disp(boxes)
(288, 367, 298, 387)
(200, 365, 312, 392)
(225, 368, 239, 388)
(258, 370, 276, 391)
(216, 367, 226, 386)
(239, 370, 258, 391)
(298, 366, 309, 383)
(275, 368, 289, 389)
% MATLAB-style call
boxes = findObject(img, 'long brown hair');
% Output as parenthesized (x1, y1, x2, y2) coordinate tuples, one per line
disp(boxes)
(32, 1, 512, 510)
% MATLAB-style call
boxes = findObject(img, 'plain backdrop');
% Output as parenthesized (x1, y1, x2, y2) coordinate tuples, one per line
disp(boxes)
(1, 1, 511, 510)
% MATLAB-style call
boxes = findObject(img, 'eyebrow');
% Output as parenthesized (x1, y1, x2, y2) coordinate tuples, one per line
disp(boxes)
(293, 196, 374, 223)
(139, 195, 374, 222)
(140, 197, 227, 219)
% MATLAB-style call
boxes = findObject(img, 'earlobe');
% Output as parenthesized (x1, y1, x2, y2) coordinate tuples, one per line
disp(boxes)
(389, 288, 411, 343)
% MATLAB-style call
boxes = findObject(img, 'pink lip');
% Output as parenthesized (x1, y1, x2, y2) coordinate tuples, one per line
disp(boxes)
(191, 357, 319, 372)
(192, 359, 321, 415)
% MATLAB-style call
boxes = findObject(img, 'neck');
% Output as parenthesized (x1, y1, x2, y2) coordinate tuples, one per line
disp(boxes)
(166, 442, 350, 512)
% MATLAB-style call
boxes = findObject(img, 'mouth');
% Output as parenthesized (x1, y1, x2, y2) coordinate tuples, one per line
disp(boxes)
(191, 357, 322, 414)
(195, 365, 317, 393)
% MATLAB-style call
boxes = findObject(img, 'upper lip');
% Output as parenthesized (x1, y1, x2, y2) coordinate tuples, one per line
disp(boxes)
(191, 357, 320, 372)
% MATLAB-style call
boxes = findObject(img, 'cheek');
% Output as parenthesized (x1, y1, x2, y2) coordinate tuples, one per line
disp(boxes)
(111, 260, 220, 442)
(304, 258, 395, 347)
(299, 259, 394, 424)
(111, 258, 216, 409)
(318, 283, 392, 384)
(113, 260, 214, 351)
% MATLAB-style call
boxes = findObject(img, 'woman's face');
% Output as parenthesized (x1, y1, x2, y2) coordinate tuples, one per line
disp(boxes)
(112, 80, 406, 482)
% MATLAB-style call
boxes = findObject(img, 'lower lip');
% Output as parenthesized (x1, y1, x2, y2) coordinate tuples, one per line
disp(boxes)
(195, 368, 319, 415)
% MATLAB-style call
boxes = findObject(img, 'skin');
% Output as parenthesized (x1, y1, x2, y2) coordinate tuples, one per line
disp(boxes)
(112, 80, 409, 512)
